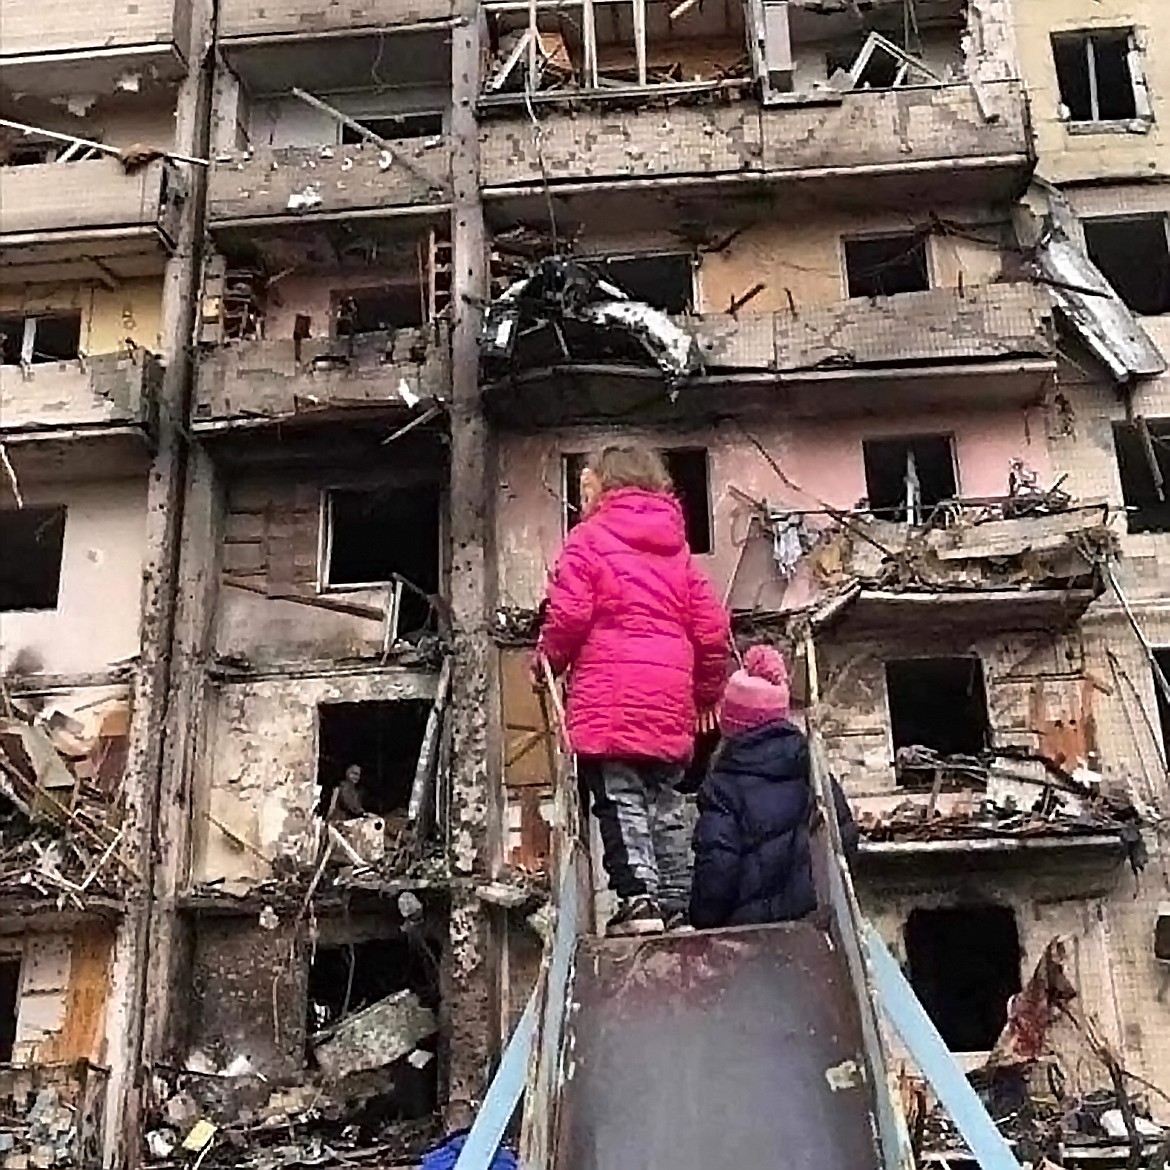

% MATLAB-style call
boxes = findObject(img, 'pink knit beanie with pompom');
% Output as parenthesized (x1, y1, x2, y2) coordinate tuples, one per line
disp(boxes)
(717, 644, 791, 737)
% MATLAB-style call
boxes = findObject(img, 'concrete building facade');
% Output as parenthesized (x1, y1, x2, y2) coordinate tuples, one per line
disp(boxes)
(4, 0, 1170, 1164)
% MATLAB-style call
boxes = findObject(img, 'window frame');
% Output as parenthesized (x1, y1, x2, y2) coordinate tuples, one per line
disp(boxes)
(1051, 27, 1152, 127)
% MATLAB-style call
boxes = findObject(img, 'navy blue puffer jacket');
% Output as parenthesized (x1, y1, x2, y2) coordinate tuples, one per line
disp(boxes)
(689, 720, 859, 929)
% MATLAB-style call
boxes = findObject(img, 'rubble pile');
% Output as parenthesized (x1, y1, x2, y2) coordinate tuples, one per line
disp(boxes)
(145, 987, 441, 1170)
(0, 700, 133, 905)
(0, 1064, 106, 1170)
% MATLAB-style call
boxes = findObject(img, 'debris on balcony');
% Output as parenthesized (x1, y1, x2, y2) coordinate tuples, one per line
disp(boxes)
(311, 989, 437, 1079)
(481, 256, 702, 389)
(0, 697, 134, 905)
(912, 940, 1169, 1161)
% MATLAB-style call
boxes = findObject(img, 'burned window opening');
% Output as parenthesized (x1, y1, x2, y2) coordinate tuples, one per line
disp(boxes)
(563, 447, 712, 553)
(1153, 649, 1170, 767)
(5, 143, 55, 166)
(0, 958, 19, 1063)
(1082, 216, 1170, 316)
(1113, 420, 1170, 534)
(334, 286, 426, 335)
(0, 313, 82, 365)
(0, 507, 66, 612)
(317, 700, 432, 818)
(1052, 30, 1141, 123)
(340, 112, 443, 143)
(596, 253, 694, 314)
(905, 906, 1021, 1053)
(826, 40, 898, 88)
(862, 435, 956, 522)
(844, 232, 930, 299)
(886, 657, 989, 782)
(322, 485, 441, 635)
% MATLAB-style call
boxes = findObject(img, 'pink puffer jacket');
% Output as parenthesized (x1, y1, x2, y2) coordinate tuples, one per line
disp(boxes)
(537, 487, 731, 763)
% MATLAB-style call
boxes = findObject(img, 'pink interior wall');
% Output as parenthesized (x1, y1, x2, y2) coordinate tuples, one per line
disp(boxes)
(496, 402, 1050, 611)
(264, 265, 424, 338)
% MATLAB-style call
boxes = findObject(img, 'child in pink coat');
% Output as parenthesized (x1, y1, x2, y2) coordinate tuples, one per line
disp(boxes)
(536, 442, 730, 935)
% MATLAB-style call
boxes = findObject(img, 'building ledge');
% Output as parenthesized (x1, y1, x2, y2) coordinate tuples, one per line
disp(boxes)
(859, 833, 1126, 859)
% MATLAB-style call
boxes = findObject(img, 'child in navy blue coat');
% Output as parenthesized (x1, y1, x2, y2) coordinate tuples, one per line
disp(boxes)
(689, 645, 858, 930)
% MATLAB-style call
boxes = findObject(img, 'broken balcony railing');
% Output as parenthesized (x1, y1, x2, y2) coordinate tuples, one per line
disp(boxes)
(481, 256, 702, 389)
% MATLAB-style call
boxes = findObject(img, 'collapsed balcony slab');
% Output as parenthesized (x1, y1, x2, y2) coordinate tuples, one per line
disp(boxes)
(216, 0, 453, 41)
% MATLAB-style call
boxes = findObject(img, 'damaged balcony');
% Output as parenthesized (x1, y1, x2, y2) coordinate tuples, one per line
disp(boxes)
(0, 0, 188, 96)
(0, 158, 184, 286)
(483, 273, 1057, 425)
(479, 82, 1032, 211)
(216, 0, 453, 44)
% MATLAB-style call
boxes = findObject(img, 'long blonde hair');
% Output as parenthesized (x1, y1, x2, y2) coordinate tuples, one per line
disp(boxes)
(586, 442, 673, 496)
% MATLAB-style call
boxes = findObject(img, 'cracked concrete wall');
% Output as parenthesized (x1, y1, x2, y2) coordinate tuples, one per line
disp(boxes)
(217, 0, 452, 40)
(213, 456, 445, 666)
(0, 353, 160, 434)
(207, 143, 451, 221)
(193, 329, 449, 425)
(1016, 0, 1169, 185)
(192, 670, 438, 891)
(479, 82, 1028, 188)
(962, 0, 1020, 84)
(0, 479, 149, 678)
(495, 409, 1050, 611)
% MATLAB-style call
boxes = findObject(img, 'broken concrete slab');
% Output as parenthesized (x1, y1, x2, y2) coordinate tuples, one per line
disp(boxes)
(312, 989, 437, 1080)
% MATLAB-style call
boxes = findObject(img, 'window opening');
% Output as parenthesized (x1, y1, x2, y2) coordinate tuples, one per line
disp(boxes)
(905, 906, 1021, 1052)
(0, 313, 81, 365)
(316, 700, 432, 818)
(1083, 216, 1170, 316)
(340, 112, 443, 143)
(844, 232, 930, 298)
(334, 286, 426, 335)
(862, 435, 956, 523)
(0, 958, 20, 1062)
(597, 253, 694, 313)
(886, 657, 989, 782)
(563, 447, 712, 553)
(0, 507, 67, 612)
(1052, 30, 1142, 122)
(1113, 420, 1170, 534)
(322, 485, 441, 635)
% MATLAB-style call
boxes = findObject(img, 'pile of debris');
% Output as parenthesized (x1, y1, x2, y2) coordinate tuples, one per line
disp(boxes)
(145, 989, 441, 1170)
(0, 1063, 107, 1170)
(861, 747, 1146, 862)
(0, 698, 134, 905)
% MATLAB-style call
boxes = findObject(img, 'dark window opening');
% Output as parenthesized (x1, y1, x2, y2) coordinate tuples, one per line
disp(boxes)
(30, 314, 81, 363)
(1083, 216, 1170, 315)
(596, 253, 694, 314)
(0, 959, 19, 1063)
(886, 657, 989, 779)
(563, 447, 712, 553)
(826, 41, 900, 88)
(317, 700, 432, 818)
(0, 507, 67, 612)
(1153, 650, 1170, 767)
(334, 286, 425, 334)
(0, 318, 21, 366)
(306, 935, 440, 1117)
(340, 112, 444, 143)
(1113, 420, 1170, 534)
(862, 435, 956, 521)
(844, 232, 930, 298)
(6, 144, 55, 166)
(905, 906, 1021, 1052)
(324, 485, 441, 634)
(1052, 31, 1138, 122)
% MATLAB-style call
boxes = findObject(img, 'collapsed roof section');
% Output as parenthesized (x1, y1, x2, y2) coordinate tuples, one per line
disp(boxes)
(480, 256, 703, 389)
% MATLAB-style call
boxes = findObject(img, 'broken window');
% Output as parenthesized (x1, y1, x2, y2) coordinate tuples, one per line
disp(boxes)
(334, 286, 426, 335)
(862, 435, 956, 522)
(1082, 216, 1170, 316)
(317, 700, 433, 817)
(322, 485, 441, 634)
(886, 657, 989, 776)
(0, 957, 19, 1063)
(597, 253, 695, 314)
(1112, 420, 1170, 534)
(844, 232, 930, 298)
(0, 507, 67, 612)
(563, 447, 712, 553)
(306, 935, 439, 1118)
(1052, 30, 1147, 123)
(340, 112, 443, 143)
(1153, 650, 1170, 766)
(905, 906, 1021, 1053)
(0, 313, 81, 365)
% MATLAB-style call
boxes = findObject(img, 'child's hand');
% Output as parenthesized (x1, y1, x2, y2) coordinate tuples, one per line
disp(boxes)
(695, 708, 718, 734)
(530, 652, 550, 692)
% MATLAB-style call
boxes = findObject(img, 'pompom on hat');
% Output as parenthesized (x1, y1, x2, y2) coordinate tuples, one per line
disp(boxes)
(717, 644, 791, 737)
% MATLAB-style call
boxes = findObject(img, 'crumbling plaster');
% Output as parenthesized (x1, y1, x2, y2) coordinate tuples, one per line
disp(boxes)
(0, 0, 189, 59)
(0, 479, 149, 679)
(192, 670, 438, 891)
(495, 409, 1050, 611)
(1015, 0, 1168, 185)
